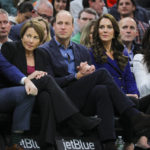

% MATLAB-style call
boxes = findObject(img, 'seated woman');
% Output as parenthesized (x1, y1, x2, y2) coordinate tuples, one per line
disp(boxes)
(80, 14, 150, 150)
(1, 19, 100, 150)
(133, 26, 150, 98)
(90, 14, 139, 98)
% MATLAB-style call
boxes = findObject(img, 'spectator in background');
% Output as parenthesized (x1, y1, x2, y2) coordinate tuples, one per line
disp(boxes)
(80, 19, 97, 48)
(51, 0, 70, 17)
(8, 0, 54, 41)
(71, 0, 107, 36)
(70, 0, 83, 19)
(9, 1, 33, 25)
(109, 0, 149, 24)
(0, 9, 12, 49)
(71, 8, 97, 44)
(119, 17, 142, 71)
(70, 0, 83, 37)
(33, 0, 53, 23)
(133, 26, 150, 98)
(109, 0, 149, 44)
(82, 0, 107, 16)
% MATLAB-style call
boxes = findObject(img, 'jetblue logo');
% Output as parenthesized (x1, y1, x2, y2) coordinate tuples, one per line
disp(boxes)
(19, 138, 40, 149)
(62, 138, 95, 150)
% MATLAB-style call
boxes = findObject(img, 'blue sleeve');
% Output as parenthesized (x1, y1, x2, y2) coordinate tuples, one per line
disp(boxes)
(124, 61, 139, 95)
(0, 52, 25, 84)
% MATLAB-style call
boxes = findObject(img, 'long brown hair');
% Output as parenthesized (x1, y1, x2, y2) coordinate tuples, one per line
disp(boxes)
(92, 14, 128, 71)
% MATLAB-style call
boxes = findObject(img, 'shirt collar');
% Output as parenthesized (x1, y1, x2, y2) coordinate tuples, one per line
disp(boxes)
(124, 44, 134, 54)
(54, 37, 73, 49)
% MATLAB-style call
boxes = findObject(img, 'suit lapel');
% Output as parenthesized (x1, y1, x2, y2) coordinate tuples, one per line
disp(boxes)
(50, 39, 69, 73)
(72, 44, 80, 71)
(17, 42, 28, 75)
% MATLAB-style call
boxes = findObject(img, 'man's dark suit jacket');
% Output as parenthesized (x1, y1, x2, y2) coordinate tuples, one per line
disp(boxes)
(1, 41, 52, 77)
(40, 38, 92, 87)
(0, 52, 25, 88)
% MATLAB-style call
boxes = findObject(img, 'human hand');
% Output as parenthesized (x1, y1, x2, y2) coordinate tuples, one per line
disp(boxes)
(76, 62, 95, 79)
(28, 70, 47, 80)
(126, 94, 139, 99)
(24, 78, 38, 95)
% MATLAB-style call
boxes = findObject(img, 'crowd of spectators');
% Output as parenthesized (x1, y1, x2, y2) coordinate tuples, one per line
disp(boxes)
(0, 0, 150, 150)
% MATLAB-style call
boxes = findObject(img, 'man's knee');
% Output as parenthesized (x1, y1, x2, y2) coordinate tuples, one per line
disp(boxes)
(96, 68, 112, 78)
(92, 85, 107, 94)
(15, 86, 35, 105)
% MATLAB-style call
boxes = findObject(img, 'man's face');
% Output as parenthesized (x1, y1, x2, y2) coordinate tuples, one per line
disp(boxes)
(17, 12, 32, 24)
(35, 4, 53, 23)
(117, 0, 135, 17)
(0, 13, 11, 39)
(54, 12, 74, 42)
(119, 18, 137, 42)
(78, 12, 96, 31)
(89, 0, 105, 15)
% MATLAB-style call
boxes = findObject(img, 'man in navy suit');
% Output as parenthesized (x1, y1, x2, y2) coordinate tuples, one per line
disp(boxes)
(40, 10, 150, 150)
(0, 52, 37, 150)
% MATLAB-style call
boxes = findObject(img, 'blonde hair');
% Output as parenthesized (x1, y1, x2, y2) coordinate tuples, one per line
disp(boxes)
(32, 17, 51, 42)
(80, 20, 97, 48)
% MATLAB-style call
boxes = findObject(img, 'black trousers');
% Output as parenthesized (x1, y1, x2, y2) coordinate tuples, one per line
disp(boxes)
(63, 69, 135, 142)
(120, 95, 150, 143)
(32, 75, 78, 146)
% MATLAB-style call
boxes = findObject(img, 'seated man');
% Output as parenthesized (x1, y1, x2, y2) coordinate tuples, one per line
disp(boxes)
(40, 10, 150, 150)
(119, 17, 142, 71)
(0, 52, 37, 150)
(71, 8, 97, 44)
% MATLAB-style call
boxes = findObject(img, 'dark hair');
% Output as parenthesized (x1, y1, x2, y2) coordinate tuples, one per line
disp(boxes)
(52, 0, 70, 17)
(92, 13, 128, 70)
(78, 8, 97, 19)
(116, 0, 136, 8)
(142, 26, 150, 72)
(17, 1, 33, 13)
(82, 0, 96, 8)
(20, 19, 45, 43)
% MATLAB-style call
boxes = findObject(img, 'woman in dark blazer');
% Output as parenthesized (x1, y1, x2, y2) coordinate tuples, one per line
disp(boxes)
(90, 14, 149, 150)
(90, 14, 139, 98)
(1, 19, 100, 150)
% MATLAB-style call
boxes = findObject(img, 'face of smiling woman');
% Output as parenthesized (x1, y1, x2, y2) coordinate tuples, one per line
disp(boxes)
(98, 18, 114, 45)
(22, 27, 41, 52)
